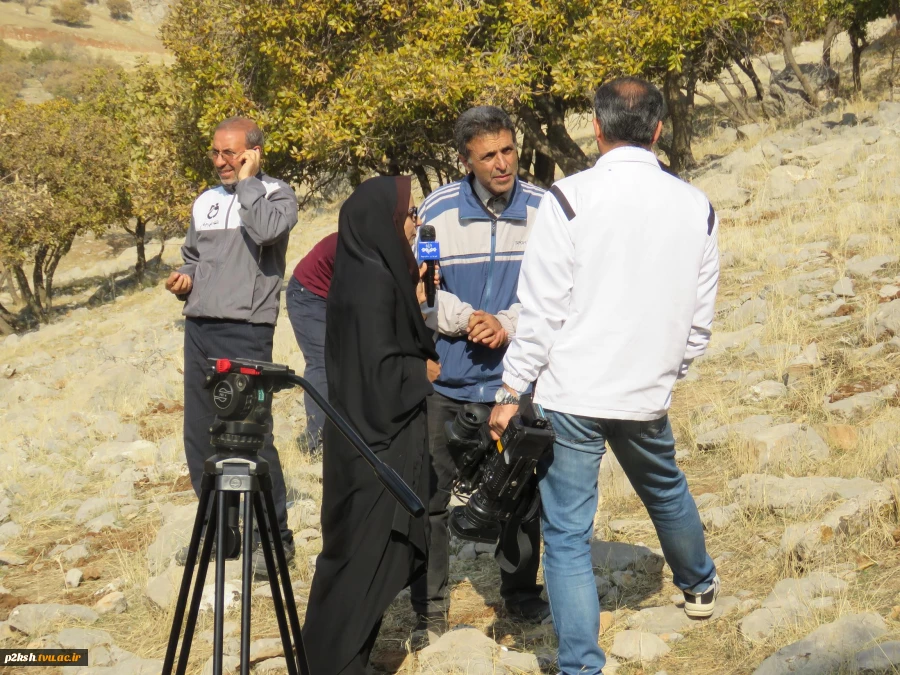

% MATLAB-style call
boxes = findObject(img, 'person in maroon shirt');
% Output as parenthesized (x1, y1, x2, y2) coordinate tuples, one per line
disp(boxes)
(286, 232, 338, 456)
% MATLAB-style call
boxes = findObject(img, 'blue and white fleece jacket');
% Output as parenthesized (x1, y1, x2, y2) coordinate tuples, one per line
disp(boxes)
(418, 174, 544, 403)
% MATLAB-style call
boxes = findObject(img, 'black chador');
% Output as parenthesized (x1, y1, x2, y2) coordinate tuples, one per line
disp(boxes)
(302, 176, 437, 674)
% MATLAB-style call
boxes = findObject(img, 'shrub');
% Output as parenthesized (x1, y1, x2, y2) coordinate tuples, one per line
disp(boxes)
(107, 0, 130, 19)
(50, 0, 90, 26)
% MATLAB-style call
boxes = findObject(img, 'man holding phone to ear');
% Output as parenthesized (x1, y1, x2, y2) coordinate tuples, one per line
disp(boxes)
(165, 116, 299, 577)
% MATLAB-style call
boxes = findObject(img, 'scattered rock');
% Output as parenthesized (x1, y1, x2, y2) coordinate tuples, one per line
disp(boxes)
(0, 551, 27, 566)
(834, 277, 856, 297)
(610, 630, 671, 665)
(740, 571, 847, 641)
(744, 380, 787, 402)
(85, 512, 118, 533)
(751, 613, 886, 675)
(200, 583, 240, 613)
(418, 627, 540, 674)
(7, 604, 99, 634)
(824, 423, 859, 451)
(256, 657, 290, 673)
(56, 627, 113, 649)
(781, 481, 894, 559)
(699, 504, 741, 532)
(249, 637, 285, 663)
(878, 284, 900, 301)
(145, 563, 183, 609)
(847, 255, 899, 278)
(850, 640, 900, 674)
(696, 415, 775, 450)
(94, 591, 127, 615)
(590, 541, 664, 575)
(0, 522, 22, 544)
(729, 474, 885, 516)
(750, 424, 829, 470)
(65, 569, 83, 589)
(201, 654, 240, 675)
(867, 299, 900, 339)
(824, 385, 898, 420)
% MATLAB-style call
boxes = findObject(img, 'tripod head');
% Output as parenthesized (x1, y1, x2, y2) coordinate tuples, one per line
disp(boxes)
(205, 358, 289, 454)
(204, 357, 425, 518)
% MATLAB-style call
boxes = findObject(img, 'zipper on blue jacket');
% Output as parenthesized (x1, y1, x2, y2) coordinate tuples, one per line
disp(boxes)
(478, 218, 498, 402)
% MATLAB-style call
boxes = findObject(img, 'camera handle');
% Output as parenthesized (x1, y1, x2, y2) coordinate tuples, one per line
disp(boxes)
(281, 374, 425, 518)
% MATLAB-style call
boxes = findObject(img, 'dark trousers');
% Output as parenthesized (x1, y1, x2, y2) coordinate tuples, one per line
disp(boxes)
(410, 392, 543, 617)
(285, 277, 328, 452)
(183, 317, 292, 543)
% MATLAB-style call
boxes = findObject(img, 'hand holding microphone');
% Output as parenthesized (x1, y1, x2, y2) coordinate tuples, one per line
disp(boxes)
(417, 224, 440, 308)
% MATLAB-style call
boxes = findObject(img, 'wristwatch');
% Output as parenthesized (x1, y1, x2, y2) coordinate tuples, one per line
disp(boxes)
(494, 386, 521, 406)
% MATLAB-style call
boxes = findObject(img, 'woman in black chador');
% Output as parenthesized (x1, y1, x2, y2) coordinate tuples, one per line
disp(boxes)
(302, 176, 439, 674)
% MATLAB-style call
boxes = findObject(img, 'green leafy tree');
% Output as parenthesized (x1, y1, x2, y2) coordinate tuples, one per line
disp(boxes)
(0, 99, 127, 321)
(91, 65, 196, 280)
(162, 0, 755, 191)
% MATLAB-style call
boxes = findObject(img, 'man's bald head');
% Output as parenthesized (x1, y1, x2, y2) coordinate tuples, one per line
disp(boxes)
(592, 77, 665, 147)
(215, 116, 265, 151)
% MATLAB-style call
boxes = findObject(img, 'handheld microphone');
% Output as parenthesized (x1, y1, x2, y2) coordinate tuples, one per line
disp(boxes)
(417, 225, 439, 308)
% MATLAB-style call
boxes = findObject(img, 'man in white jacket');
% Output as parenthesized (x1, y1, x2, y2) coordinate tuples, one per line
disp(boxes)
(489, 77, 720, 675)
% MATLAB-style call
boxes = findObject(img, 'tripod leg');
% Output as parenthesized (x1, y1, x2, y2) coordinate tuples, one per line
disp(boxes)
(162, 482, 213, 675)
(175, 493, 219, 675)
(253, 493, 301, 675)
(240, 492, 253, 675)
(213, 488, 228, 675)
(262, 488, 310, 675)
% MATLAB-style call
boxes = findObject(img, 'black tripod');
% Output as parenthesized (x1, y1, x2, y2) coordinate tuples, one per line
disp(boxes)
(162, 358, 425, 675)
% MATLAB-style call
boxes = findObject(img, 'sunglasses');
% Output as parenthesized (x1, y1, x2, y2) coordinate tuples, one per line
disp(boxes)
(408, 205, 418, 220)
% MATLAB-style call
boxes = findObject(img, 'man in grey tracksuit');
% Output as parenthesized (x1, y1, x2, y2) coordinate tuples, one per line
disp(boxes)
(166, 116, 299, 574)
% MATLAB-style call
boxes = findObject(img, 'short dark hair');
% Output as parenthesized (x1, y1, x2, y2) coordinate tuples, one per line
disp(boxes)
(593, 77, 665, 147)
(454, 106, 516, 159)
(215, 116, 265, 150)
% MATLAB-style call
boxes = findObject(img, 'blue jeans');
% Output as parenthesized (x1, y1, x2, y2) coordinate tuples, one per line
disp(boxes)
(538, 411, 716, 675)
(286, 277, 328, 452)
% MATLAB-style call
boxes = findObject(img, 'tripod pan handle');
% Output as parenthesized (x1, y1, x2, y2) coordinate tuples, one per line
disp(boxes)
(287, 375, 425, 518)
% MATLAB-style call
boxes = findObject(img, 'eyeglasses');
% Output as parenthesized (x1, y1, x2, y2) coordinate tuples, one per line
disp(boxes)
(408, 206, 418, 220)
(207, 149, 241, 161)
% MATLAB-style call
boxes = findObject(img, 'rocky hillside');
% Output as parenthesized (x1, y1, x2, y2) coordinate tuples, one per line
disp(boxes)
(1, 104, 900, 675)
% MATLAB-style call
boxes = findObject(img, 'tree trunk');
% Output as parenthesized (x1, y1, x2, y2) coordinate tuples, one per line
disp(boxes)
(663, 69, 697, 174)
(696, 90, 745, 127)
(534, 96, 591, 173)
(32, 245, 48, 310)
(516, 106, 591, 177)
(12, 264, 42, 320)
(42, 240, 70, 311)
(731, 50, 766, 102)
(822, 19, 841, 94)
(0, 265, 19, 302)
(715, 77, 754, 123)
(726, 64, 750, 101)
(849, 24, 867, 93)
(518, 136, 535, 182)
(782, 26, 820, 107)
(133, 216, 147, 282)
(412, 165, 431, 197)
(532, 151, 556, 188)
(822, 19, 839, 69)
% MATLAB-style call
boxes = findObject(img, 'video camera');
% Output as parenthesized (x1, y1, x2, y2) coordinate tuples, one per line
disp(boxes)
(446, 400, 555, 571)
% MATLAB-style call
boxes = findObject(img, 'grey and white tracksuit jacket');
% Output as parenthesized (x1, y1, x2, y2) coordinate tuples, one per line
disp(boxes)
(178, 172, 299, 324)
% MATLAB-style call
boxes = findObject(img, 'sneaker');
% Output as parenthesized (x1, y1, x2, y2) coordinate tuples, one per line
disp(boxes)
(251, 539, 296, 579)
(683, 575, 720, 619)
(505, 596, 552, 624)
